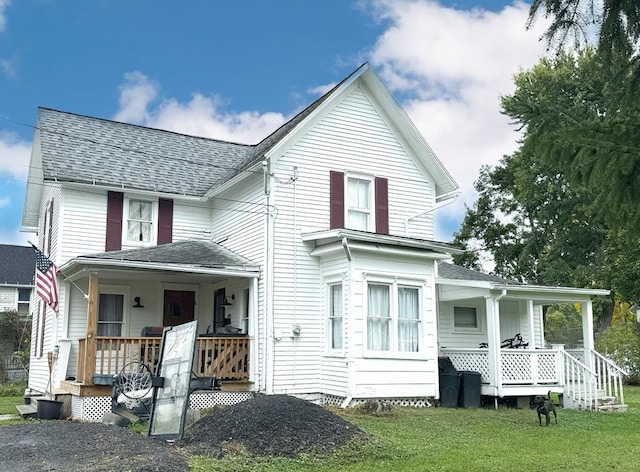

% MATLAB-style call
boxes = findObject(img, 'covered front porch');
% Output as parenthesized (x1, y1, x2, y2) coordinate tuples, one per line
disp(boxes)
(436, 262, 626, 410)
(51, 240, 260, 396)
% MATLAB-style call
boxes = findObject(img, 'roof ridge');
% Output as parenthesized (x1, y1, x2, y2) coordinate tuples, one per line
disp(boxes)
(38, 106, 254, 148)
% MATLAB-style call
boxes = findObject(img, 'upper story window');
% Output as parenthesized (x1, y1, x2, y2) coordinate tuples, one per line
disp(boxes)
(105, 191, 173, 251)
(126, 199, 154, 243)
(18, 288, 32, 302)
(330, 171, 388, 234)
(347, 177, 372, 231)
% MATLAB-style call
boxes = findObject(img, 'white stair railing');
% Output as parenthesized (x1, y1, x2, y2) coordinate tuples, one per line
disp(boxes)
(591, 350, 628, 405)
(560, 350, 598, 411)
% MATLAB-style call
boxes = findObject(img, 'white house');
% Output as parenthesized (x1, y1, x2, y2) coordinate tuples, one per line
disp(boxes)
(21, 63, 625, 420)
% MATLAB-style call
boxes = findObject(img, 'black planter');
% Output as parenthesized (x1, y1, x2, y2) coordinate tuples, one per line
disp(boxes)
(37, 399, 63, 420)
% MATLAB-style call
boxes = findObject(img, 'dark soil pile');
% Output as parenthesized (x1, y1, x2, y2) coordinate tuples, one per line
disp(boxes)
(182, 394, 366, 458)
(0, 421, 188, 472)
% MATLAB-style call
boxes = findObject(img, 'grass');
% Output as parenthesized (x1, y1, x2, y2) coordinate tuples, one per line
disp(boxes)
(1, 384, 639, 470)
(190, 386, 640, 472)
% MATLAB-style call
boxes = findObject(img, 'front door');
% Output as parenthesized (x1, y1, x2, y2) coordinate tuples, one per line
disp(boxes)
(163, 290, 195, 327)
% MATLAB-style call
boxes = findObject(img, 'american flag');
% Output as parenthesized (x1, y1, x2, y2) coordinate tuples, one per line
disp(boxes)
(35, 248, 59, 314)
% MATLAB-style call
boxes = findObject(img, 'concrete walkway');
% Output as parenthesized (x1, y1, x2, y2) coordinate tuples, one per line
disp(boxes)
(0, 414, 19, 421)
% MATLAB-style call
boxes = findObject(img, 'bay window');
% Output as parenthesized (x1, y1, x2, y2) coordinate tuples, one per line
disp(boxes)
(367, 280, 422, 354)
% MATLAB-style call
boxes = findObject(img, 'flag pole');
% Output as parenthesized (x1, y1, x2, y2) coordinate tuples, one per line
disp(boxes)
(29, 241, 89, 299)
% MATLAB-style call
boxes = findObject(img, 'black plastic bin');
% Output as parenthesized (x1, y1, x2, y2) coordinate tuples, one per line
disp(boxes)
(458, 371, 481, 408)
(438, 357, 461, 408)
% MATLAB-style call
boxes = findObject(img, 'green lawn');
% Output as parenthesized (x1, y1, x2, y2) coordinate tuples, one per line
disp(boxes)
(0, 396, 22, 415)
(192, 386, 640, 472)
(2, 385, 639, 471)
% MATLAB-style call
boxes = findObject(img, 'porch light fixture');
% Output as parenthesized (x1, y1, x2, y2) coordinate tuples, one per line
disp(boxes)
(133, 297, 144, 308)
(222, 294, 235, 306)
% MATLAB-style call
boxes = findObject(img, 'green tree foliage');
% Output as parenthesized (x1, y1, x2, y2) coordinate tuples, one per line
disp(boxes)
(522, 0, 640, 229)
(596, 303, 640, 384)
(451, 49, 640, 325)
(0, 310, 31, 375)
(545, 304, 584, 347)
(528, 0, 640, 55)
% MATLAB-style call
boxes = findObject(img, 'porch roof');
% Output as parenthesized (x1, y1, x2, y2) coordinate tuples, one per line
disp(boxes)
(437, 262, 610, 301)
(59, 240, 261, 277)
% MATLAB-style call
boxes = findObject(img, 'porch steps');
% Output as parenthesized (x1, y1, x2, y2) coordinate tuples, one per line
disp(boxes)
(15, 404, 37, 419)
(596, 395, 628, 413)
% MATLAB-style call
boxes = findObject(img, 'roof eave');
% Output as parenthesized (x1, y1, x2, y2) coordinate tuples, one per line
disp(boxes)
(60, 257, 261, 277)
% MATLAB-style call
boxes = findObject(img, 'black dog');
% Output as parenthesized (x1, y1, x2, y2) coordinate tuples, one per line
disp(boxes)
(534, 391, 557, 426)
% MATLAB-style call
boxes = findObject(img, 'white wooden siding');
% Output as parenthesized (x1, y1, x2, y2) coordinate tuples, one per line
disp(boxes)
(59, 187, 106, 262)
(172, 200, 211, 242)
(266, 84, 441, 397)
(29, 183, 63, 394)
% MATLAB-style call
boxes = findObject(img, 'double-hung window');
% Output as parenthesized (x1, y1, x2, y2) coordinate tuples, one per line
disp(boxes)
(329, 171, 389, 234)
(347, 177, 372, 231)
(328, 283, 343, 350)
(367, 280, 422, 354)
(126, 199, 153, 243)
(98, 293, 124, 336)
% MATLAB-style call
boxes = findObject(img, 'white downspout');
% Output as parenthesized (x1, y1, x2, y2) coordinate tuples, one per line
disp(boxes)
(263, 159, 276, 394)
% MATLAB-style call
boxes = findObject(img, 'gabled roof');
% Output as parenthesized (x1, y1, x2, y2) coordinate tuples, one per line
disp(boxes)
(36, 107, 253, 197)
(28, 63, 458, 202)
(61, 240, 259, 274)
(0, 245, 36, 286)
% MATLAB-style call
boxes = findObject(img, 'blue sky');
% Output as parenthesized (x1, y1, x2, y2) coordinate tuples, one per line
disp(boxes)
(0, 0, 550, 246)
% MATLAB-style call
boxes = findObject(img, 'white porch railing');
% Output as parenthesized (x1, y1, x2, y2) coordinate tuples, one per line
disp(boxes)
(441, 347, 626, 411)
(591, 350, 627, 405)
(559, 350, 597, 410)
(440, 348, 561, 385)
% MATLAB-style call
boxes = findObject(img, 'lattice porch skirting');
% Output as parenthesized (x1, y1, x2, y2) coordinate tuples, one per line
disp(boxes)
(71, 391, 255, 422)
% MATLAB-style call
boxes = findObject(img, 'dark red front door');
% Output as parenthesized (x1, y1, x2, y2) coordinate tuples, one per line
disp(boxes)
(163, 290, 195, 327)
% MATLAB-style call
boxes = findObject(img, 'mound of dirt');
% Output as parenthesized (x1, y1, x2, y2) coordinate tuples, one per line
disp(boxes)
(182, 394, 366, 458)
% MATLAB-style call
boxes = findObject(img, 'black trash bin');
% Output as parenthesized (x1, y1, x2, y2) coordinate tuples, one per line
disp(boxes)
(438, 357, 461, 408)
(458, 371, 481, 408)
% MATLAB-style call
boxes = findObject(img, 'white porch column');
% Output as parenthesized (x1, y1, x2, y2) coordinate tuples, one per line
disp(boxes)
(581, 300, 595, 371)
(485, 295, 501, 395)
(527, 300, 536, 348)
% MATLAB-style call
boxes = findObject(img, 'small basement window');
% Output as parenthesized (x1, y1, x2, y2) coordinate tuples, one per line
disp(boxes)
(454, 306, 478, 330)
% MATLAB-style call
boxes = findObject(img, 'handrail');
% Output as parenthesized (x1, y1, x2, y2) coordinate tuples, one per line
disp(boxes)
(592, 349, 629, 376)
(560, 350, 597, 411)
(590, 349, 627, 406)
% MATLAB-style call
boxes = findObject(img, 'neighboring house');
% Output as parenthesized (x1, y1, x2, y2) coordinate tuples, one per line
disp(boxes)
(0, 244, 34, 381)
(21, 63, 625, 420)
(0, 244, 35, 316)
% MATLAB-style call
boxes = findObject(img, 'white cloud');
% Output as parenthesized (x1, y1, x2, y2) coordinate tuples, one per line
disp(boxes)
(0, 58, 16, 78)
(366, 0, 550, 240)
(0, 227, 33, 246)
(0, 131, 31, 181)
(114, 71, 287, 144)
(0, 0, 9, 32)
(0, 196, 9, 208)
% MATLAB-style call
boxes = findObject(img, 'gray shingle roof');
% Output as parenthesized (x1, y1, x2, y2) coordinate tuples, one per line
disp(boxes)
(83, 240, 258, 269)
(438, 262, 523, 285)
(0, 245, 36, 285)
(38, 108, 253, 197)
(36, 64, 369, 197)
